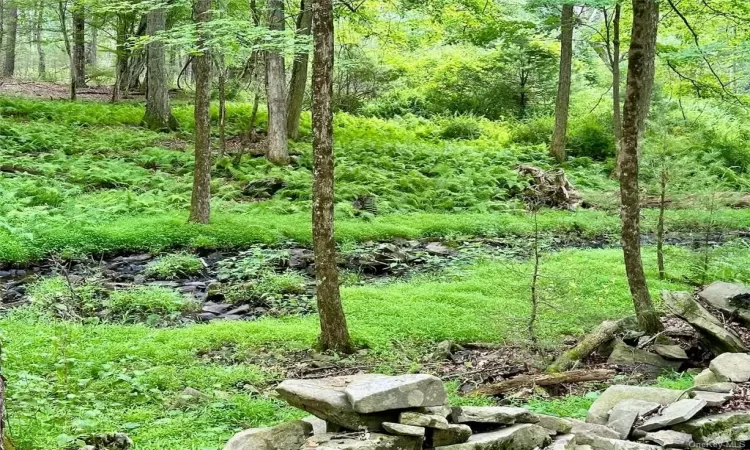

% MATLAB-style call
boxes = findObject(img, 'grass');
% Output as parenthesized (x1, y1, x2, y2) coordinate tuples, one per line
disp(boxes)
(143, 254, 205, 280)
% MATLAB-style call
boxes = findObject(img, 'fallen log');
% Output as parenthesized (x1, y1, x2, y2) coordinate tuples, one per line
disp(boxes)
(474, 369, 615, 396)
(546, 318, 630, 373)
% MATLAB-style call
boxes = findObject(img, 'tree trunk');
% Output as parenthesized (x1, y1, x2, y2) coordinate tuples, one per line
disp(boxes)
(287, 0, 312, 140)
(142, 8, 178, 131)
(72, 6, 86, 87)
(2, 3, 17, 78)
(189, 0, 212, 224)
(266, 0, 290, 165)
(547, 319, 627, 372)
(476, 369, 615, 396)
(612, 2, 623, 164)
(86, 23, 97, 67)
(619, 0, 662, 334)
(218, 66, 227, 157)
(550, 4, 574, 163)
(311, 0, 352, 353)
(657, 166, 667, 280)
(35, 1, 45, 78)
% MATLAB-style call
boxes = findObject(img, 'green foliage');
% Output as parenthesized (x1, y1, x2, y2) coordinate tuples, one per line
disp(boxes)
(107, 286, 197, 322)
(143, 253, 205, 280)
(27, 275, 105, 318)
(439, 115, 483, 140)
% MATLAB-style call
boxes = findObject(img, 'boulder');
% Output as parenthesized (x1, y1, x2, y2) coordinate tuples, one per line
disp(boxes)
(638, 399, 707, 432)
(545, 434, 577, 450)
(345, 373, 447, 413)
(652, 344, 688, 360)
(451, 406, 538, 425)
(607, 341, 681, 374)
(689, 390, 732, 407)
(430, 424, 473, 447)
(693, 369, 719, 386)
(301, 432, 423, 450)
(607, 400, 661, 439)
(709, 352, 750, 382)
(690, 382, 735, 393)
(575, 435, 663, 450)
(171, 387, 209, 409)
(569, 420, 621, 442)
(223, 421, 312, 450)
(276, 376, 398, 431)
(399, 412, 450, 429)
(698, 281, 750, 326)
(381, 422, 425, 438)
(643, 430, 693, 448)
(435, 424, 551, 450)
(416, 405, 453, 418)
(535, 414, 574, 434)
(302, 416, 328, 435)
(662, 291, 748, 354)
(673, 411, 750, 444)
(586, 385, 683, 425)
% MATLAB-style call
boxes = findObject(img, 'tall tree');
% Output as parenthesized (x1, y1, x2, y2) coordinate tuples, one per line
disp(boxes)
(72, 4, 86, 87)
(142, 7, 178, 131)
(311, 0, 353, 353)
(2, 1, 17, 78)
(619, 0, 662, 333)
(550, 3, 574, 163)
(266, 0, 290, 165)
(189, 0, 212, 224)
(287, 0, 312, 140)
(35, 0, 45, 78)
(611, 2, 622, 154)
(86, 24, 97, 67)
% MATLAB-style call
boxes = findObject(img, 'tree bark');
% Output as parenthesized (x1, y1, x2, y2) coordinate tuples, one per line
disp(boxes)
(72, 5, 86, 87)
(547, 319, 626, 372)
(189, 0, 212, 224)
(311, 0, 353, 353)
(550, 4, 574, 163)
(287, 0, 312, 140)
(2, 2, 17, 78)
(218, 65, 227, 157)
(476, 369, 615, 396)
(142, 8, 178, 131)
(612, 2, 623, 165)
(35, 0, 45, 78)
(266, 0, 290, 165)
(620, 0, 662, 334)
(657, 166, 667, 280)
(86, 23, 97, 67)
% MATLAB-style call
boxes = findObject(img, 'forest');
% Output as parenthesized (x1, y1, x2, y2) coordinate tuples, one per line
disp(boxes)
(1, 0, 750, 448)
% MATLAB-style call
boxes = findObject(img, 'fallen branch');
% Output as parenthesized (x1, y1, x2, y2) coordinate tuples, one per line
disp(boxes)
(474, 369, 615, 396)
(546, 318, 629, 373)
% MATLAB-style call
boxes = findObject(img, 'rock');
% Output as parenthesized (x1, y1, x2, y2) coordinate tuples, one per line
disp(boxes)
(568, 420, 621, 441)
(535, 414, 573, 434)
(586, 385, 683, 425)
(607, 400, 661, 439)
(662, 291, 748, 354)
(425, 242, 453, 256)
(381, 422, 425, 438)
(434, 424, 551, 450)
(545, 434, 577, 450)
(652, 344, 688, 360)
(302, 432, 423, 450)
(698, 281, 750, 326)
(638, 399, 707, 432)
(399, 411, 450, 429)
(690, 390, 733, 407)
(451, 406, 538, 425)
(643, 430, 693, 448)
(673, 411, 750, 444)
(577, 435, 663, 450)
(197, 312, 217, 322)
(416, 405, 453, 418)
(607, 341, 681, 374)
(276, 376, 398, 431)
(172, 387, 209, 409)
(344, 373, 446, 413)
(430, 424, 473, 447)
(691, 382, 735, 393)
(224, 421, 312, 450)
(574, 446, 593, 450)
(708, 352, 750, 382)
(693, 368, 719, 386)
(225, 304, 251, 316)
(302, 416, 327, 435)
(433, 340, 456, 360)
(76, 433, 133, 450)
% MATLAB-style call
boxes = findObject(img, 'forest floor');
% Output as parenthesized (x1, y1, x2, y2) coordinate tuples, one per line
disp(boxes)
(0, 94, 748, 449)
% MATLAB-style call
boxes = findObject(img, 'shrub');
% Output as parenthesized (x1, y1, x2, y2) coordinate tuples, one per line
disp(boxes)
(439, 116, 483, 140)
(27, 275, 105, 318)
(567, 114, 615, 160)
(143, 253, 204, 280)
(107, 286, 196, 320)
(512, 116, 554, 146)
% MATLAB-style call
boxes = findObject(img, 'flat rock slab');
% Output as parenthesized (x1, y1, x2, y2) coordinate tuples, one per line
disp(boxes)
(345, 373, 447, 413)
(381, 422, 425, 437)
(570, 420, 625, 443)
(644, 430, 693, 448)
(709, 353, 750, 382)
(224, 421, 312, 450)
(673, 411, 750, 444)
(693, 369, 719, 386)
(576, 435, 663, 450)
(690, 390, 733, 407)
(607, 400, 661, 439)
(276, 376, 398, 431)
(698, 281, 750, 326)
(435, 424, 551, 450)
(535, 414, 573, 434)
(400, 412, 450, 429)
(545, 434, 576, 450)
(301, 432, 423, 450)
(653, 344, 688, 360)
(691, 382, 735, 393)
(638, 399, 707, 432)
(586, 385, 683, 425)
(451, 406, 538, 425)
(607, 341, 681, 374)
(430, 424, 472, 447)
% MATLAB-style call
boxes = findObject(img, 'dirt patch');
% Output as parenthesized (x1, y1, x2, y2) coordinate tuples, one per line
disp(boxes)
(0, 80, 143, 101)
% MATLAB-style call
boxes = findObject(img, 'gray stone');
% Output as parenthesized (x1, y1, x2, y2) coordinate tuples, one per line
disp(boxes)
(691, 382, 736, 393)
(302, 416, 327, 435)
(643, 430, 693, 448)
(698, 281, 750, 326)
(535, 414, 574, 434)
(607, 400, 660, 439)
(276, 376, 398, 431)
(607, 341, 681, 374)
(451, 406, 538, 425)
(690, 390, 733, 407)
(693, 369, 719, 386)
(638, 399, 707, 432)
(653, 344, 688, 360)
(569, 420, 621, 442)
(586, 385, 683, 425)
(172, 387, 209, 409)
(430, 424, 473, 447)
(435, 424, 551, 450)
(301, 432, 423, 450)
(673, 411, 750, 444)
(416, 404, 453, 418)
(709, 352, 750, 382)
(344, 373, 447, 413)
(399, 411, 450, 429)
(544, 434, 576, 450)
(381, 422, 425, 437)
(662, 291, 748, 354)
(223, 420, 312, 450)
(574, 446, 593, 450)
(576, 435, 663, 450)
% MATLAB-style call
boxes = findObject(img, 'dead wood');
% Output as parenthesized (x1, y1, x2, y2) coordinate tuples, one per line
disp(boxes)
(474, 368, 615, 396)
